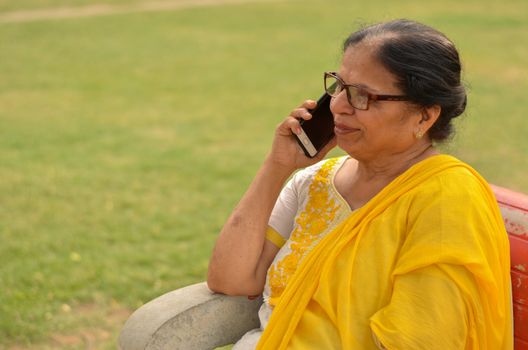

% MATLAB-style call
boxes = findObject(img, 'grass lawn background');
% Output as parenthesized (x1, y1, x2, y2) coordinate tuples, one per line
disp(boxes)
(1, 0, 527, 348)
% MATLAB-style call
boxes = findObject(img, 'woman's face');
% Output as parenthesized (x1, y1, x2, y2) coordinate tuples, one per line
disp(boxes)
(330, 42, 423, 162)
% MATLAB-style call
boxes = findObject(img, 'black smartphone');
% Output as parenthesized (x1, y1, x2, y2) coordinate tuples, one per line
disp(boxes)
(294, 93, 335, 158)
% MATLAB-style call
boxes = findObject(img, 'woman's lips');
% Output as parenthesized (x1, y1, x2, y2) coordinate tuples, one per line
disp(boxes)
(334, 122, 360, 135)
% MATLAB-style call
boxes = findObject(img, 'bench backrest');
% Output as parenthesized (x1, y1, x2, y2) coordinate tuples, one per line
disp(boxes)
(492, 185, 528, 350)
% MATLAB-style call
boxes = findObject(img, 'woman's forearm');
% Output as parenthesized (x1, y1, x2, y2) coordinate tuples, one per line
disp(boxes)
(207, 157, 293, 295)
(207, 99, 336, 295)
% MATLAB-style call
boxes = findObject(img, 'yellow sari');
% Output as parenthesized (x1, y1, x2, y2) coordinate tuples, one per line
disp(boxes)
(257, 155, 512, 349)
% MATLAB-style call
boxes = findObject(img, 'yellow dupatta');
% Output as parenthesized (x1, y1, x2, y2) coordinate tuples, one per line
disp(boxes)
(257, 155, 512, 349)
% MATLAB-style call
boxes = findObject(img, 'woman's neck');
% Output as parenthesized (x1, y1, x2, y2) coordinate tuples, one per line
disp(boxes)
(355, 141, 437, 183)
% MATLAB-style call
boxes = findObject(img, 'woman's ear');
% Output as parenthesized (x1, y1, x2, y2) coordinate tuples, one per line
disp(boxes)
(419, 105, 441, 132)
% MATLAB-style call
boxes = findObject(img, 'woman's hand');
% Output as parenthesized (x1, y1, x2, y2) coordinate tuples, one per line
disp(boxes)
(267, 100, 337, 171)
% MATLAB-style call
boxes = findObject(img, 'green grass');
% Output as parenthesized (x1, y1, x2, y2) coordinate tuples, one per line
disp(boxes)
(0, 0, 527, 348)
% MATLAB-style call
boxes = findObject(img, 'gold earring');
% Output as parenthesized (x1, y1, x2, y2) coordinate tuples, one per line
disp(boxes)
(415, 129, 424, 139)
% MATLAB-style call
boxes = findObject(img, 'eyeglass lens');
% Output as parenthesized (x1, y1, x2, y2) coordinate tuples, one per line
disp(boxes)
(324, 74, 368, 110)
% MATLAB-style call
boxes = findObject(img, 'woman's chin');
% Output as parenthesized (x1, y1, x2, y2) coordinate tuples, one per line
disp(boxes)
(336, 139, 361, 157)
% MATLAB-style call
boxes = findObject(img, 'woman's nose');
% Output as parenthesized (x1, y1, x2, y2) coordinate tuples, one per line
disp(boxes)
(330, 90, 354, 115)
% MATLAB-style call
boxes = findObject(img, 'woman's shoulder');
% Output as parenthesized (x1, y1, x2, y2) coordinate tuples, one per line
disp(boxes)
(430, 157, 488, 194)
(405, 155, 495, 209)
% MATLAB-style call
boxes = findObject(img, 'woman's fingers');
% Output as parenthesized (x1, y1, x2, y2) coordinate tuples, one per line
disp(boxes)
(275, 116, 300, 136)
(302, 99, 317, 109)
(290, 100, 317, 121)
(291, 108, 312, 121)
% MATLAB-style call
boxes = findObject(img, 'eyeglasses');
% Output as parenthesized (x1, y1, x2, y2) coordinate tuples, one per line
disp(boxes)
(324, 72, 408, 110)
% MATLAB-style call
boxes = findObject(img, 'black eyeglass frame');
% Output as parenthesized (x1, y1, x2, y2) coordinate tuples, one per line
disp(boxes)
(324, 72, 409, 110)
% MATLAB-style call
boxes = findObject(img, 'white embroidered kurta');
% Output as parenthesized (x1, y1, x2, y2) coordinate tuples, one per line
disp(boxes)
(234, 156, 352, 349)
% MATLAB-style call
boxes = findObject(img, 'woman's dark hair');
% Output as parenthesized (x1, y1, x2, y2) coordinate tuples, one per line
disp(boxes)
(344, 19, 467, 142)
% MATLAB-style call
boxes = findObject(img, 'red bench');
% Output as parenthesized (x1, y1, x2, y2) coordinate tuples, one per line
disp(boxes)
(492, 185, 528, 350)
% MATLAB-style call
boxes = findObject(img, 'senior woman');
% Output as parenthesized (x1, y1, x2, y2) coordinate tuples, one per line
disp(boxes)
(207, 19, 512, 349)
